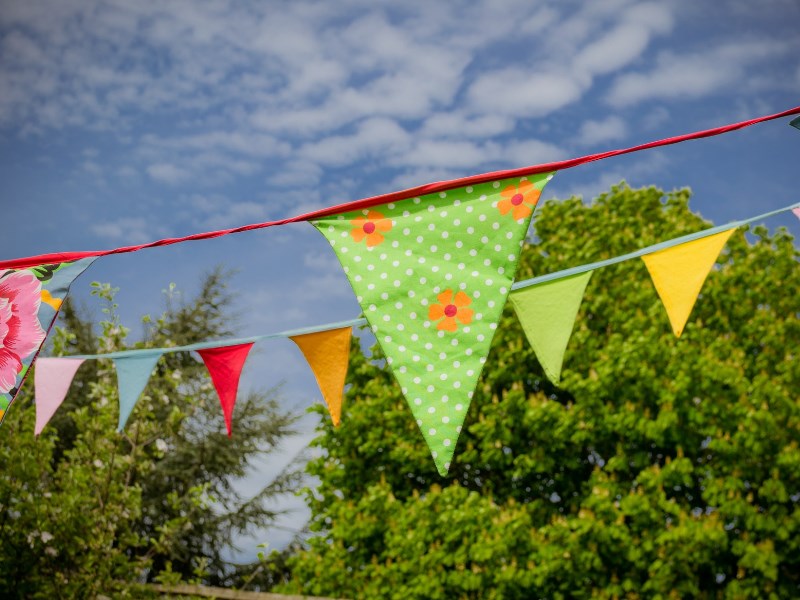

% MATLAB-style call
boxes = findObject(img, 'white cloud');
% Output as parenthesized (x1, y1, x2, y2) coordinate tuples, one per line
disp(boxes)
(419, 113, 515, 140)
(267, 161, 324, 188)
(146, 163, 190, 184)
(467, 68, 586, 118)
(197, 201, 272, 230)
(91, 216, 165, 243)
(395, 139, 493, 169)
(606, 40, 790, 106)
(573, 23, 651, 77)
(117, 165, 138, 178)
(298, 117, 411, 166)
(502, 138, 566, 165)
(576, 116, 628, 147)
(82, 160, 102, 174)
(466, 1, 677, 120)
(0, 0, 794, 211)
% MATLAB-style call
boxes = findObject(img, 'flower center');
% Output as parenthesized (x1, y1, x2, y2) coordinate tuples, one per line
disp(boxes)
(511, 193, 524, 206)
(444, 304, 458, 317)
(362, 221, 376, 234)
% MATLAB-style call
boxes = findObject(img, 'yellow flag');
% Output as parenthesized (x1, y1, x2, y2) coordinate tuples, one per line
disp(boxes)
(290, 327, 352, 426)
(641, 229, 734, 337)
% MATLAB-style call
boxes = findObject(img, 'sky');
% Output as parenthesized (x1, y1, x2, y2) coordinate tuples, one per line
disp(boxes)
(1, 0, 799, 557)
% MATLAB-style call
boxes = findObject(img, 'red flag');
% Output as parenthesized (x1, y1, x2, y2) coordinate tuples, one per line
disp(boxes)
(197, 343, 254, 436)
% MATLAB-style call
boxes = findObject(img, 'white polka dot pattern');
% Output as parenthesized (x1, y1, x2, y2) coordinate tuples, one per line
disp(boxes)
(313, 173, 553, 474)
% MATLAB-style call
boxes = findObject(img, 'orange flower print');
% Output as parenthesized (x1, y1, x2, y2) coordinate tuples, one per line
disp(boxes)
(350, 210, 392, 247)
(428, 289, 474, 332)
(497, 179, 541, 221)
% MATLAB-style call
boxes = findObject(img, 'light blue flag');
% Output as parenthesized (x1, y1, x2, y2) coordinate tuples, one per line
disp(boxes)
(114, 353, 162, 431)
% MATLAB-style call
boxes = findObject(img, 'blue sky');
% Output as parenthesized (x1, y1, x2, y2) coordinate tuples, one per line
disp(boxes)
(1, 0, 799, 554)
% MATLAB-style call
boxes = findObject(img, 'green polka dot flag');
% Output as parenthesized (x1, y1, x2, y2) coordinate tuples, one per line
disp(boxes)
(313, 173, 554, 475)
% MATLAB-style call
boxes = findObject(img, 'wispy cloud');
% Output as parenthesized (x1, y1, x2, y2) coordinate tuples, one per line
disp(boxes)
(606, 40, 792, 106)
(576, 116, 628, 147)
(91, 216, 168, 243)
(146, 163, 191, 185)
(0, 0, 795, 220)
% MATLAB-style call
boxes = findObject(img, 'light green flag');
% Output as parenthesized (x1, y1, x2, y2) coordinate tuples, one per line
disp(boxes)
(509, 270, 593, 383)
(314, 173, 554, 474)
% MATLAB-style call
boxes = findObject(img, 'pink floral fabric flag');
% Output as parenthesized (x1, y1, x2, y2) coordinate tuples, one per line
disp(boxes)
(0, 258, 95, 425)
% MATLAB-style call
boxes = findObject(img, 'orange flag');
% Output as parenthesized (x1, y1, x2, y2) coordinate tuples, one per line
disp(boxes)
(290, 327, 352, 426)
(641, 229, 734, 337)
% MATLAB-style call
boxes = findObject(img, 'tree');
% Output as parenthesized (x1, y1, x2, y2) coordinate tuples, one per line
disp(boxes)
(0, 270, 302, 596)
(283, 184, 800, 599)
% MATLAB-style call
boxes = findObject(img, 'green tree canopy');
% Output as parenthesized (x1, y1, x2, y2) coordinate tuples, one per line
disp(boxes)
(0, 270, 302, 597)
(284, 184, 800, 599)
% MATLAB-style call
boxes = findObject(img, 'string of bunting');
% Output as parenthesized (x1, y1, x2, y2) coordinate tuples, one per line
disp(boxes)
(2, 106, 799, 475)
(19, 201, 800, 475)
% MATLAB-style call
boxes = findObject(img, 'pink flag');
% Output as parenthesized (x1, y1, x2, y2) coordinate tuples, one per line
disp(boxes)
(34, 358, 84, 435)
(792, 207, 800, 221)
(197, 344, 254, 436)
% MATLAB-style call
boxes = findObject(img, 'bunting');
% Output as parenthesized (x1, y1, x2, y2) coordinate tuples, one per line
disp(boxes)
(2, 104, 798, 474)
(114, 353, 164, 431)
(641, 229, 735, 337)
(16, 201, 800, 475)
(509, 271, 593, 383)
(33, 358, 85, 435)
(290, 327, 352, 427)
(0, 258, 95, 424)
(1, 105, 797, 438)
(197, 344, 254, 436)
(314, 173, 554, 475)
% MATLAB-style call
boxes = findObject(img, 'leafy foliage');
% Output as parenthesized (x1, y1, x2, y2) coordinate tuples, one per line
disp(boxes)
(284, 185, 800, 599)
(0, 269, 302, 596)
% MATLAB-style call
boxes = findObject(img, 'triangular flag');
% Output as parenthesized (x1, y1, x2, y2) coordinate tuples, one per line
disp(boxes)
(1, 257, 95, 426)
(509, 271, 593, 383)
(290, 327, 352, 426)
(197, 343, 254, 436)
(114, 353, 163, 431)
(313, 173, 554, 474)
(34, 358, 85, 435)
(641, 229, 734, 337)
(792, 207, 800, 221)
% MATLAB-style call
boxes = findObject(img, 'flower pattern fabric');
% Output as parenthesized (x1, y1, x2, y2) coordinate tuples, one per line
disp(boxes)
(314, 172, 554, 474)
(350, 210, 393, 247)
(497, 180, 542, 221)
(429, 289, 473, 332)
(0, 270, 46, 393)
(0, 258, 96, 426)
